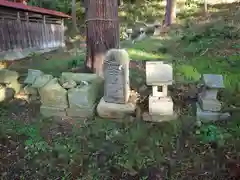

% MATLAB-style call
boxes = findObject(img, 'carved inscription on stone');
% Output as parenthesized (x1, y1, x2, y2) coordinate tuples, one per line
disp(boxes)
(103, 49, 130, 104)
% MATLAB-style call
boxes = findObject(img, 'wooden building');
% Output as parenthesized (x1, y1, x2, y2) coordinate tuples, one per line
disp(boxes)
(0, 0, 70, 60)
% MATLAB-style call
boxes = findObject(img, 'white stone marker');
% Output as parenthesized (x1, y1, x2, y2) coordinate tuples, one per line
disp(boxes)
(145, 61, 175, 120)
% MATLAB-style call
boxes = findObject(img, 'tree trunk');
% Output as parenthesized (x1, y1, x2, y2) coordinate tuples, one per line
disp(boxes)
(85, 0, 120, 77)
(71, 0, 78, 32)
(164, 0, 176, 26)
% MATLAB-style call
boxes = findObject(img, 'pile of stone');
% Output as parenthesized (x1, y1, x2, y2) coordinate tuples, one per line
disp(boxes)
(23, 69, 103, 118)
(197, 74, 230, 122)
(0, 69, 21, 102)
(143, 61, 176, 122)
(97, 49, 137, 119)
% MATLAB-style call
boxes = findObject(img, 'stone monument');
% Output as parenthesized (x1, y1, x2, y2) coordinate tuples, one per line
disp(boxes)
(153, 20, 161, 36)
(103, 49, 130, 104)
(143, 61, 176, 122)
(97, 49, 136, 119)
(126, 28, 133, 40)
(134, 28, 146, 42)
(197, 74, 230, 122)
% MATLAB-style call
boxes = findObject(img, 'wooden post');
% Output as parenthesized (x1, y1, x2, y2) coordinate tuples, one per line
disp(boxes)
(61, 18, 64, 47)
(26, 12, 32, 48)
(16, 11, 22, 50)
(0, 17, 6, 52)
(43, 15, 46, 48)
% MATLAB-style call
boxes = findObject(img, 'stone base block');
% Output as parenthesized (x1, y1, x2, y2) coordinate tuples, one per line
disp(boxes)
(196, 103, 230, 122)
(201, 89, 218, 99)
(149, 95, 174, 116)
(97, 97, 136, 119)
(66, 105, 96, 118)
(40, 106, 66, 117)
(142, 112, 177, 122)
(199, 96, 222, 112)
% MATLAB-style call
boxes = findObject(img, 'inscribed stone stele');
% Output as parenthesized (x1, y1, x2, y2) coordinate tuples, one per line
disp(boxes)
(38, 78, 68, 108)
(103, 49, 130, 104)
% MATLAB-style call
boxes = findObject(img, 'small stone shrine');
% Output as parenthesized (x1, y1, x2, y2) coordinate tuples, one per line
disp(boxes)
(143, 61, 175, 122)
(135, 28, 146, 42)
(197, 74, 230, 122)
(126, 28, 133, 40)
(153, 20, 161, 36)
(97, 49, 136, 119)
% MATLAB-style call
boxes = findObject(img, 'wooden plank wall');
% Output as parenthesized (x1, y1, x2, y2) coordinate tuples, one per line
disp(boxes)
(0, 7, 65, 53)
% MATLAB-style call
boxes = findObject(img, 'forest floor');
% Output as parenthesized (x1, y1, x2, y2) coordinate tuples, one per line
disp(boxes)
(1, 2, 240, 180)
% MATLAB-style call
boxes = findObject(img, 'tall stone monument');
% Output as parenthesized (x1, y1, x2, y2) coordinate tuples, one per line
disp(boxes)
(153, 20, 161, 36)
(97, 49, 136, 119)
(143, 61, 176, 122)
(197, 74, 230, 122)
(103, 49, 130, 104)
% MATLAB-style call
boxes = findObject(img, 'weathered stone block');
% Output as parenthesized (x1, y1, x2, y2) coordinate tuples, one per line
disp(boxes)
(97, 97, 136, 119)
(146, 61, 173, 86)
(39, 78, 68, 108)
(0, 69, 19, 84)
(66, 105, 96, 118)
(32, 74, 53, 88)
(202, 74, 224, 89)
(24, 85, 38, 95)
(24, 69, 44, 85)
(103, 49, 130, 104)
(199, 96, 222, 112)
(40, 106, 66, 117)
(60, 79, 77, 89)
(200, 89, 218, 99)
(0, 86, 15, 102)
(142, 112, 177, 122)
(61, 72, 102, 84)
(196, 103, 230, 122)
(68, 83, 99, 108)
(149, 95, 174, 116)
(7, 80, 22, 94)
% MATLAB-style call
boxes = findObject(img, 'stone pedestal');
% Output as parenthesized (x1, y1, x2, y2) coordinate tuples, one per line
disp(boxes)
(196, 103, 230, 122)
(97, 97, 136, 119)
(197, 74, 230, 122)
(149, 96, 174, 116)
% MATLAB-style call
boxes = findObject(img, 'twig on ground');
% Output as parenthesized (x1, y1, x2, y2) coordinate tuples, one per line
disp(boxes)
(200, 48, 209, 56)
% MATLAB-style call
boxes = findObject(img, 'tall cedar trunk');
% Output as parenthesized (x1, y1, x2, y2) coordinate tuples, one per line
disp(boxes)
(164, 0, 176, 26)
(72, 0, 78, 32)
(85, 0, 120, 77)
